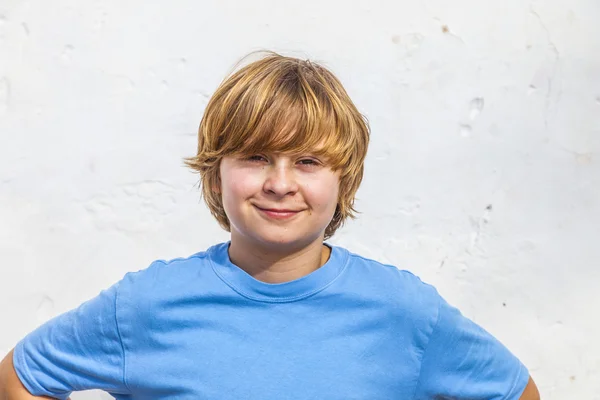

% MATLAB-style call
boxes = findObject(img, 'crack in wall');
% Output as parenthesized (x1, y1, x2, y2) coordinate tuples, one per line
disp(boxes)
(530, 6, 561, 131)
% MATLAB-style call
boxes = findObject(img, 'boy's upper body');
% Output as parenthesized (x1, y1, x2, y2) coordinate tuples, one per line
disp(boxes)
(0, 51, 540, 399)
(8, 241, 532, 399)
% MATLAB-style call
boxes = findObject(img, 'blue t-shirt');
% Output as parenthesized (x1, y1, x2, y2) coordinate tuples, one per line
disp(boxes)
(14, 242, 529, 399)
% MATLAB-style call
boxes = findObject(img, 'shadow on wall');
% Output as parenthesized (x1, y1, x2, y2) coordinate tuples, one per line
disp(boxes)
(72, 391, 114, 400)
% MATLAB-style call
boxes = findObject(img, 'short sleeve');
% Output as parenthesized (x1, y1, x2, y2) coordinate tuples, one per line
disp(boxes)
(413, 294, 530, 400)
(13, 281, 130, 399)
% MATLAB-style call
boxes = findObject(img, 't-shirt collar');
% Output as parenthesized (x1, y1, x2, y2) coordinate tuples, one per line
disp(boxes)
(208, 241, 349, 303)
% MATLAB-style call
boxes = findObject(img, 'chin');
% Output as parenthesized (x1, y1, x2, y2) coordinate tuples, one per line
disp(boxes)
(249, 229, 321, 249)
(255, 233, 305, 246)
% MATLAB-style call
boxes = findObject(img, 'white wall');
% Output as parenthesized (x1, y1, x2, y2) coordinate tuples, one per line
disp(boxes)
(1, 0, 599, 398)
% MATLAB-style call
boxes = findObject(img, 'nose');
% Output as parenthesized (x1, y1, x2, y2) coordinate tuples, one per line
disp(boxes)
(263, 163, 298, 196)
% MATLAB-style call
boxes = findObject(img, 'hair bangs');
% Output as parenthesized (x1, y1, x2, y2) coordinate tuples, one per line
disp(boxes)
(221, 74, 352, 169)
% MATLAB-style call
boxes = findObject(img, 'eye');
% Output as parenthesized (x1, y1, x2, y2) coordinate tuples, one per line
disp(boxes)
(247, 155, 267, 162)
(297, 158, 320, 166)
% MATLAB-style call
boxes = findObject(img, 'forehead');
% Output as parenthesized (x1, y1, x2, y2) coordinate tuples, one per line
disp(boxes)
(214, 80, 349, 169)
(231, 118, 336, 158)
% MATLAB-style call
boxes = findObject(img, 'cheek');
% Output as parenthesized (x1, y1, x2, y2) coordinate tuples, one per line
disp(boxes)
(222, 169, 262, 199)
(306, 177, 340, 211)
(221, 176, 249, 221)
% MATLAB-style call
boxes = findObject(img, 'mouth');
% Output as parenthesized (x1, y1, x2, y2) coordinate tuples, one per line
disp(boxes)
(254, 205, 304, 220)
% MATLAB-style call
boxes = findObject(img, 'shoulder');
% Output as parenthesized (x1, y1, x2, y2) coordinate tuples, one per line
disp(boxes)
(126, 249, 210, 280)
(339, 247, 443, 320)
(116, 244, 222, 304)
(343, 247, 440, 297)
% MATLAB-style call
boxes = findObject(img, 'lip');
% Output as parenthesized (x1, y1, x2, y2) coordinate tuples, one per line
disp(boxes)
(254, 206, 303, 220)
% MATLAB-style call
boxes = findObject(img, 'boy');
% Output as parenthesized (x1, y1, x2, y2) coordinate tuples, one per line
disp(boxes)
(0, 51, 540, 399)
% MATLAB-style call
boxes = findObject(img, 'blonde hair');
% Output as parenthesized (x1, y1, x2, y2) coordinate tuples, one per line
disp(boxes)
(184, 50, 370, 239)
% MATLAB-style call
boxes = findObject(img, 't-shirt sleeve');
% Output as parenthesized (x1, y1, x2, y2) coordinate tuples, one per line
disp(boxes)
(413, 293, 530, 400)
(12, 281, 130, 399)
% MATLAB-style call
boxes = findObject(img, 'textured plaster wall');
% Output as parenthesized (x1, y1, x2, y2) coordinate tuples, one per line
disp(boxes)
(1, 0, 599, 399)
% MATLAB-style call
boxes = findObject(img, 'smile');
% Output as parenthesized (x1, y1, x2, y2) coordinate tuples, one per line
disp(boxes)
(254, 206, 303, 220)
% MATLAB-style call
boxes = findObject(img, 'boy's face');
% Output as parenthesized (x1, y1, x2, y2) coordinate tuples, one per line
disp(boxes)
(219, 151, 340, 250)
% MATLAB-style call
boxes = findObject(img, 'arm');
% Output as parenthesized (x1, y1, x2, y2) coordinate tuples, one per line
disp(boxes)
(0, 349, 52, 400)
(2, 279, 130, 399)
(412, 286, 536, 400)
(519, 376, 540, 400)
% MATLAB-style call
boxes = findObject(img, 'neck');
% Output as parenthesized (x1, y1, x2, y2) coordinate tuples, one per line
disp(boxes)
(227, 234, 331, 284)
